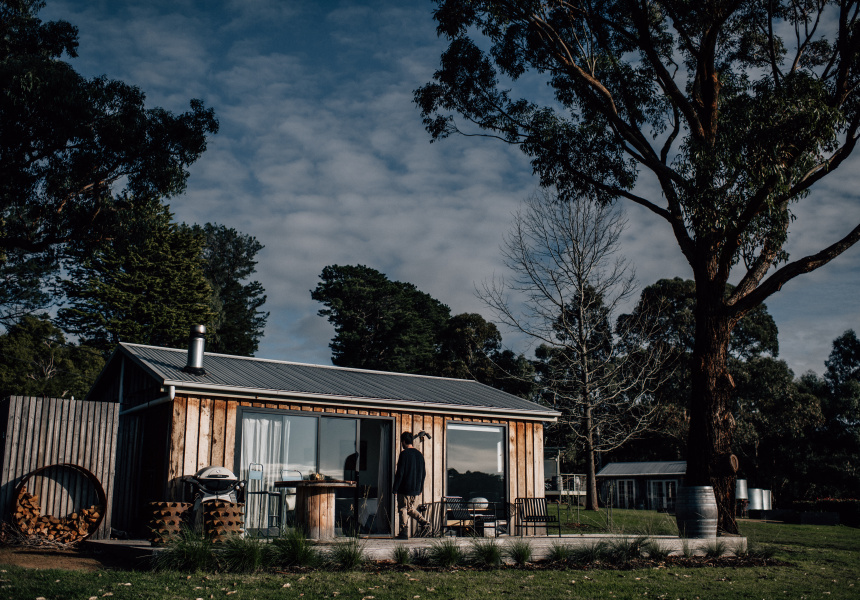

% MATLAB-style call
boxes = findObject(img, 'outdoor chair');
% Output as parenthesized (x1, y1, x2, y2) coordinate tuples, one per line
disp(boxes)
(515, 497, 562, 537)
(415, 501, 445, 537)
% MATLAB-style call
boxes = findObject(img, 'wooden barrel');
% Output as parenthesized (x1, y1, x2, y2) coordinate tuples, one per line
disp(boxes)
(675, 486, 718, 538)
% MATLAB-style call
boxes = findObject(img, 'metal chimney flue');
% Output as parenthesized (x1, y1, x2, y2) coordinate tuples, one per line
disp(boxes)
(183, 324, 207, 375)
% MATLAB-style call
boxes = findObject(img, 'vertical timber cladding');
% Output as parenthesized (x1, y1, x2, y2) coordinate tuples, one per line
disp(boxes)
(0, 396, 119, 540)
(164, 394, 547, 510)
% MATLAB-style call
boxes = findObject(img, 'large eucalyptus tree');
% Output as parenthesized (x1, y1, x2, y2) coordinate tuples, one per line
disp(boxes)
(415, 0, 860, 531)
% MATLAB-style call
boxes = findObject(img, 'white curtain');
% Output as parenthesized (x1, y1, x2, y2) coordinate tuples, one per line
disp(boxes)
(241, 413, 290, 532)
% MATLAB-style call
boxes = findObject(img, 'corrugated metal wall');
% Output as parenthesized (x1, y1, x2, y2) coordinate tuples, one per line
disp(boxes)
(0, 396, 119, 540)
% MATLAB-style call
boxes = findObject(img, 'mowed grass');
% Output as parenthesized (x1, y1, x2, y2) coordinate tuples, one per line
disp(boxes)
(0, 518, 858, 600)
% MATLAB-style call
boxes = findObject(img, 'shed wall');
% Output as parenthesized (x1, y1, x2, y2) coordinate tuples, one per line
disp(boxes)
(0, 396, 119, 540)
(114, 394, 547, 533)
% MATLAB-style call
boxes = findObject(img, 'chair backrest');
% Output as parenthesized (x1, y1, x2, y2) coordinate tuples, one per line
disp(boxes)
(444, 496, 472, 520)
(518, 497, 549, 519)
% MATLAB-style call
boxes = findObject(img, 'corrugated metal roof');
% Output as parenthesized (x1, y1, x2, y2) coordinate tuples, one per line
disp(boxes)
(118, 343, 560, 419)
(596, 461, 687, 477)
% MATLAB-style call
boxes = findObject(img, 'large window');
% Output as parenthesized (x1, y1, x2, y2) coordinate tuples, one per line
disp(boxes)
(446, 423, 506, 504)
(238, 409, 392, 536)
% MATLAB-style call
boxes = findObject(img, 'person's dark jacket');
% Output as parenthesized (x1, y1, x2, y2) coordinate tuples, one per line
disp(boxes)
(392, 447, 425, 496)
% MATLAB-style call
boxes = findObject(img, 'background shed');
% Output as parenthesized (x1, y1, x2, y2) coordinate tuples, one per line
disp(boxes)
(0, 395, 119, 540)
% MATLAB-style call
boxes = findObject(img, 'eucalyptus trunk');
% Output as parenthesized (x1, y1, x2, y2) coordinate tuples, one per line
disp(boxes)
(686, 285, 739, 534)
(584, 407, 599, 511)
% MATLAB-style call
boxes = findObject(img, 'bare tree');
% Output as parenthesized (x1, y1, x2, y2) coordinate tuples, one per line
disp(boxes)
(481, 190, 671, 510)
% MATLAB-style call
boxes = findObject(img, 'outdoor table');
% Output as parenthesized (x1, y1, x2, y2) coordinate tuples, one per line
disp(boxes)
(274, 480, 356, 540)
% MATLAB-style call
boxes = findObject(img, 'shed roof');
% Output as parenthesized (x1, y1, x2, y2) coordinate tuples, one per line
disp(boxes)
(596, 461, 687, 477)
(104, 343, 560, 421)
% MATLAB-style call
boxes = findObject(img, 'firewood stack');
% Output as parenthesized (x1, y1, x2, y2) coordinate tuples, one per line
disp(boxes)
(148, 501, 192, 545)
(203, 501, 244, 542)
(13, 487, 102, 544)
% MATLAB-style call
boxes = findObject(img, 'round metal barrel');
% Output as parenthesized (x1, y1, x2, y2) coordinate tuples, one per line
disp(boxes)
(675, 486, 718, 538)
(762, 489, 772, 510)
(748, 488, 764, 510)
(735, 479, 748, 500)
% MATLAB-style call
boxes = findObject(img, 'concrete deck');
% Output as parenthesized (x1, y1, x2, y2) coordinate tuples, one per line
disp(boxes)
(86, 534, 746, 563)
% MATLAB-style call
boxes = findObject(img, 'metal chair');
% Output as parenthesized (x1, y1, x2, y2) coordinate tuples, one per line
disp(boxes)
(515, 497, 562, 536)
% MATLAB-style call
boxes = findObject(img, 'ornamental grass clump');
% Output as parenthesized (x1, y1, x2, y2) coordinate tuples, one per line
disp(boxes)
(220, 534, 267, 573)
(328, 537, 367, 570)
(546, 541, 573, 564)
(642, 538, 672, 561)
(152, 526, 216, 572)
(569, 541, 607, 565)
(429, 538, 465, 568)
(392, 544, 412, 565)
(268, 528, 322, 568)
(505, 539, 533, 566)
(603, 536, 646, 566)
(703, 539, 729, 558)
(468, 538, 503, 568)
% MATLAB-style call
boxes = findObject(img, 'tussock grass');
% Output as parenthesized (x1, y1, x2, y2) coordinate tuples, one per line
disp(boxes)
(468, 538, 502, 568)
(428, 538, 465, 568)
(268, 528, 321, 568)
(151, 526, 215, 572)
(505, 539, 533, 566)
(327, 537, 366, 570)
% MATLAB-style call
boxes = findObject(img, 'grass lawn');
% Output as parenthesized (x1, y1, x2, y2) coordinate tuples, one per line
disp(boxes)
(0, 517, 857, 600)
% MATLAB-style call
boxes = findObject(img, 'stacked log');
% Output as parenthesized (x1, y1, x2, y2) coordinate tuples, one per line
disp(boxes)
(148, 502, 192, 546)
(12, 487, 102, 544)
(203, 501, 244, 542)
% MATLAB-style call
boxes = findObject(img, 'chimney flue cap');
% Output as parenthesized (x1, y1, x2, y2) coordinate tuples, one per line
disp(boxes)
(183, 324, 207, 376)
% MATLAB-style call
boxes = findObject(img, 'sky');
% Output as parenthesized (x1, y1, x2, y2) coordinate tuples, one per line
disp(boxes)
(39, 0, 860, 377)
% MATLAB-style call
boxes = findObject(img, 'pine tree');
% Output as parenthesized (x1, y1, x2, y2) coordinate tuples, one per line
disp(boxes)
(60, 201, 215, 353)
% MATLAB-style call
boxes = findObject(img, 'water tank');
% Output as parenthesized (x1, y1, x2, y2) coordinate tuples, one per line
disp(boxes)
(735, 479, 748, 500)
(748, 488, 764, 510)
(762, 489, 772, 510)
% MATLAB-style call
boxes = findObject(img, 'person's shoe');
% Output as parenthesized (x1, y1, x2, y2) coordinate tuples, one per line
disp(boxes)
(396, 530, 409, 540)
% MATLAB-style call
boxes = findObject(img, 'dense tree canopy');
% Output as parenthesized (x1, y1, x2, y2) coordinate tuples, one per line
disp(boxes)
(0, 0, 218, 256)
(417, 0, 860, 532)
(0, 315, 103, 399)
(191, 223, 269, 356)
(312, 265, 451, 374)
(59, 201, 216, 354)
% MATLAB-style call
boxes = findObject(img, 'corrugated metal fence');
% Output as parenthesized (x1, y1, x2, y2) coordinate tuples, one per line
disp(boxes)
(0, 396, 119, 540)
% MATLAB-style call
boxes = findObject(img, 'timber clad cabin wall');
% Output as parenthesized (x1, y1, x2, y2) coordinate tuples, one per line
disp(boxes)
(124, 395, 546, 531)
(0, 396, 119, 540)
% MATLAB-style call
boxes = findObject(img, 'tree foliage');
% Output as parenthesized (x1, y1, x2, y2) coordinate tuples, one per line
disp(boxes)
(190, 223, 268, 356)
(480, 191, 671, 509)
(416, 0, 860, 532)
(59, 201, 216, 353)
(311, 264, 451, 374)
(0, 0, 218, 256)
(0, 314, 103, 399)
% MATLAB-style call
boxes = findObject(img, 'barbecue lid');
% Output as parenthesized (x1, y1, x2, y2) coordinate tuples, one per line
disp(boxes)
(193, 466, 238, 481)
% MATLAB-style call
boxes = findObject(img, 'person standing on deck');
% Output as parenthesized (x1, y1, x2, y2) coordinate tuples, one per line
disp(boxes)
(393, 431, 431, 539)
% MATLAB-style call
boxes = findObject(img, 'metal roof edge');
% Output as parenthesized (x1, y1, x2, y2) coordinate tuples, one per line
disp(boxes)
(166, 381, 560, 421)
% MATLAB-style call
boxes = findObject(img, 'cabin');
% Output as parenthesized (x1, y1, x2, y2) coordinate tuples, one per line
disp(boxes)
(596, 461, 686, 511)
(87, 335, 560, 537)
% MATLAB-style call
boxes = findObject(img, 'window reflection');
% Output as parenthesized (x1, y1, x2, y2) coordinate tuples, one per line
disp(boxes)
(446, 424, 506, 504)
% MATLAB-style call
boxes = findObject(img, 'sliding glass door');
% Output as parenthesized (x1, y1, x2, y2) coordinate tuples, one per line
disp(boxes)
(238, 410, 392, 536)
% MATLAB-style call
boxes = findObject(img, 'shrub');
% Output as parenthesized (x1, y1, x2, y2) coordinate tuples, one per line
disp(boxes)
(429, 538, 465, 568)
(328, 537, 366, 570)
(411, 546, 431, 566)
(268, 528, 321, 568)
(505, 539, 533, 566)
(469, 538, 502, 568)
(152, 526, 215, 572)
